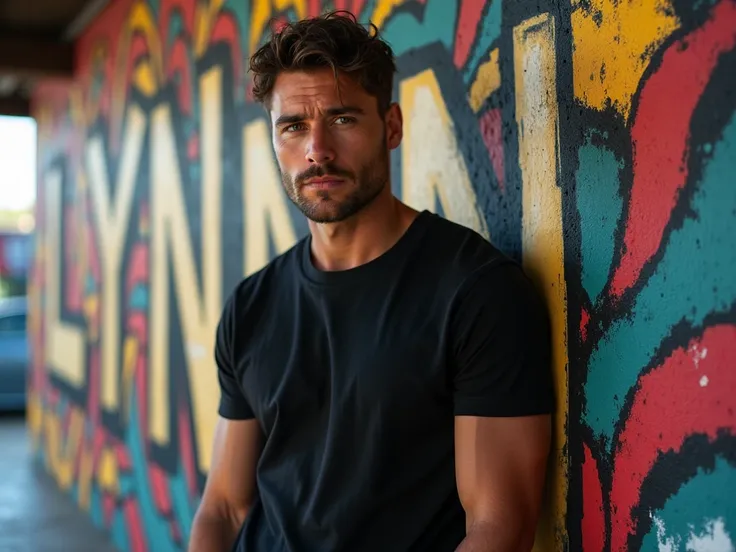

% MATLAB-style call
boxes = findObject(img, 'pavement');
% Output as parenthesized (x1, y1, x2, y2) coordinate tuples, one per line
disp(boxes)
(0, 412, 118, 552)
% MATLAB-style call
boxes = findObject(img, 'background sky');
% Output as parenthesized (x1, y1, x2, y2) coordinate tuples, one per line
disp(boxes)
(0, 115, 37, 212)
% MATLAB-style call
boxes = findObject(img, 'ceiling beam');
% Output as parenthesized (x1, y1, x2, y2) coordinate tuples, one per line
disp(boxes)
(0, 94, 30, 117)
(0, 35, 73, 78)
(64, 0, 110, 40)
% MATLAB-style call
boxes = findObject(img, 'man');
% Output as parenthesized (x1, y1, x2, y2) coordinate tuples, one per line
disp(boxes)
(189, 10, 553, 552)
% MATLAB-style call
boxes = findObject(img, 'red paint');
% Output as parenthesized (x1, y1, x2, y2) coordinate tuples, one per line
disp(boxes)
(453, 0, 486, 68)
(123, 498, 148, 552)
(64, 206, 83, 312)
(102, 491, 116, 525)
(160, 0, 195, 52)
(116, 441, 133, 471)
(580, 308, 590, 343)
(126, 243, 149, 297)
(168, 38, 192, 115)
(610, 324, 736, 551)
(211, 12, 241, 91)
(87, 347, 100, 429)
(179, 403, 198, 496)
(128, 312, 148, 344)
(610, 0, 736, 298)
(148, 464, 173, 514)
(334, 0, 367, 16)
(170, 520, 182, 544)
(187, 131, 199, 161)
(582, 442, 605, 552)
(479, 108, 505, 190)
(308, 0, 325, 17)
(135, 353, 148, 445)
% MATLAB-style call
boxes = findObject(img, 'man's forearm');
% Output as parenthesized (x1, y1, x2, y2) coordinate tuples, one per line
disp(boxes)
(455, 520, 531, 552)
(188, 509, 244, 552)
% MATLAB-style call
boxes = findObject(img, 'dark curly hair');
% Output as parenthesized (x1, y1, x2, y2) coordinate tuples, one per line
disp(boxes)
(248, 10, 396, 114)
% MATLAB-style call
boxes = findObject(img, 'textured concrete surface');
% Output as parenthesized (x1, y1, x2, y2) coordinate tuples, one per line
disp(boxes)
(0, 413, 117, 552)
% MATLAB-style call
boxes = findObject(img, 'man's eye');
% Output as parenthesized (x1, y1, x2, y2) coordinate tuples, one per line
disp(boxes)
(334, 116, 354, 125)
(284, 123, 306, 133)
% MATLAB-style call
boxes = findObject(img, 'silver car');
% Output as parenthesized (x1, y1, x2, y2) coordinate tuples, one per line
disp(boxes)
(0, 296, 28, 411)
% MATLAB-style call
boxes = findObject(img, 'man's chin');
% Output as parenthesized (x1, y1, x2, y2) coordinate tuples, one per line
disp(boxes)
(299, 201, 360, 224)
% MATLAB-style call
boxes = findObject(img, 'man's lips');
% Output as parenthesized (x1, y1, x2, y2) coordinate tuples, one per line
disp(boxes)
(302, 176, 346, 189)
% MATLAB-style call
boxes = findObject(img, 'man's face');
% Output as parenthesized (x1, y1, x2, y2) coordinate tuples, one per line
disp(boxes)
(269, 68, 401, 223)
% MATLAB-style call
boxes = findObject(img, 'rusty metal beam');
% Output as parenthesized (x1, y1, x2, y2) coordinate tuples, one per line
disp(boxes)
(0, 35, 73, 78)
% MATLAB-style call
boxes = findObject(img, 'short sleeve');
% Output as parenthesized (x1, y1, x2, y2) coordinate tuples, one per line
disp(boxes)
(215, 291, 256, 420)
(450, 261, 554, 417)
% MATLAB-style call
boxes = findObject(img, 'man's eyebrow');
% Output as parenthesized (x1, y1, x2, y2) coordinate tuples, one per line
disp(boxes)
(274, 106, 365, 127)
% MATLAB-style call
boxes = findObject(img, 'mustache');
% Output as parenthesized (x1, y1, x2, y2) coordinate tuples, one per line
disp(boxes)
(295, 163, 354, 185)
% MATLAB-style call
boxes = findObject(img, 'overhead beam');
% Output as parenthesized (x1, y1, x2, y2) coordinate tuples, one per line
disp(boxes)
(64, 0, 111, 40)
(0, 36, 73, 78)
(0, 94, 30, 117)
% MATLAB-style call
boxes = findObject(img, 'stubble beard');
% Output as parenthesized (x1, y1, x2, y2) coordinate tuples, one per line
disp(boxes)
(281, 142, 390, 224)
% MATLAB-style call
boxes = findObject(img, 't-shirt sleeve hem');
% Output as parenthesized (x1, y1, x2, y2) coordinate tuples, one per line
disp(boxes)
(218, 400, 256, 420)
(454, 396, 554, 418)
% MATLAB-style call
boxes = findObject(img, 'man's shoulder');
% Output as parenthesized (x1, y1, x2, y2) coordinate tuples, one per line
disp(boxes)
(420, 211, 515, 281)
(222, 236, 306, 315)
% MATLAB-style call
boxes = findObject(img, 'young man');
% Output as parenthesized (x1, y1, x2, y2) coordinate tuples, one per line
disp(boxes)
(189, 11, 553, 552)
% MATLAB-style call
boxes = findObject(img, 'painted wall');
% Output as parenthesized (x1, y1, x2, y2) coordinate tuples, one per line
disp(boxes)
(28, 0, 735, 550)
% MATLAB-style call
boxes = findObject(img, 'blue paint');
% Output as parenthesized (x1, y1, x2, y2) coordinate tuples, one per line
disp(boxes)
(640, 458, 735, 550)
(223, 0, 251, 63)
(463, 0, 502, 84)
(585, 113, 736, 443)
(575, 132, 624, 304)
(381, 0, 457, 59)
(130, 284, 148, 310)
(127, 392, 180, 552)
(170, 466, 195, 542)
(111, 508, 131, 552)
(167, 10, 184, 46)
(90, 486, 104, 528)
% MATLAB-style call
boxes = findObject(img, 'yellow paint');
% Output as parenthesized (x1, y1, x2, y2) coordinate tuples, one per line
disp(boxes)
(243, 119, 298, 276)
(77, 444, 94, 511)
(149, 66, 223, 473)
(97, 447, 120, 493)
(122, 336, 140, 420)
(44, 168, 86, 388)
(84, 294, 99, 343)
(513, 13, 568, 551)
(45, 407, 85, 491)
(399, 69, 489, 238)
(26, 393, 43, 448)
(86, 105, 147, 413)
(133, 62, 158, 97)
(249, 0, 307, 54)
(128, 1, 164, 86)
(469, 48, 501, 113)
(571, 0, 678, 119)
(370, 0, 407, 28)
(195, 0, 226, 56)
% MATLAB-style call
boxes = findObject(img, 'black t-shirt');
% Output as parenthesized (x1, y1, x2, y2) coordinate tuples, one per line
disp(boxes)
(216, 210, 553, 552)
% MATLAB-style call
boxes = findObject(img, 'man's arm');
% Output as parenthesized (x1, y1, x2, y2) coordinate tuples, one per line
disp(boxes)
(188, 416, 262, 552)
(454, 414, 551, 551)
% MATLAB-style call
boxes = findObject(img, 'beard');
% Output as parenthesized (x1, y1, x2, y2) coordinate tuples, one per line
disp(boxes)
(281, 139, 389, 223)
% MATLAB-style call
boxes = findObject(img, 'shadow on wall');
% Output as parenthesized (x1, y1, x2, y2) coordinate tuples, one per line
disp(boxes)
(27, 0, 735, 551)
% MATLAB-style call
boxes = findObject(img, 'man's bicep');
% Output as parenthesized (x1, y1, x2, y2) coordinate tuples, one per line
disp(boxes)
(200, 417, 262, 517)
(451, 262, 554, 417)
(454, 415, 551, 536)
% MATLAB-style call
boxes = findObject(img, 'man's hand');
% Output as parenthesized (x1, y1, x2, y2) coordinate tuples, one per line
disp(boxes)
(454, 414, 551, 551)
(188, 417, 262, 552)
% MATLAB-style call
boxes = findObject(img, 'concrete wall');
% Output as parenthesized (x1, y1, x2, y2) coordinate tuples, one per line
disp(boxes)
(28, 0, 735, 550)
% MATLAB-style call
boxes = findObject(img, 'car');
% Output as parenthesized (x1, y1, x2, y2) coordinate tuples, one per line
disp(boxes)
(0, 296, 28, 411)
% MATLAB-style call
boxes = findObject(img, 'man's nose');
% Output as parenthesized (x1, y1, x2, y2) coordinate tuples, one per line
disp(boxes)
(305, 126, 336, 164)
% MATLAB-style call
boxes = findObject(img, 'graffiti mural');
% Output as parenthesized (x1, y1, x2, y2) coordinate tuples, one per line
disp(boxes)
(28, 0, 734, 551)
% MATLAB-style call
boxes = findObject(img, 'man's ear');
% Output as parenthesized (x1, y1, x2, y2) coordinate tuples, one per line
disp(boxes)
(385, 102, 403, 150)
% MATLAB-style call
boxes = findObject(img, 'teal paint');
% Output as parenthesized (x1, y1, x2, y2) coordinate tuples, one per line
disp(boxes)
(127, 393, 179, 552)
(170, 467, 196, 543)
(463, 0, 502, 84)
(90, 486, 104, 528)
(381, 0, 457, 58)
(112, 508, 131, 551)
(584, 113, 736, 443)
(575, 133, 623, 304)
(130, 285, 147, 309)
(640, 458, 735, 550)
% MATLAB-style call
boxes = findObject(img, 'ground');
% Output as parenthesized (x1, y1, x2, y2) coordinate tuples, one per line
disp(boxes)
(0, 412, 117, 552)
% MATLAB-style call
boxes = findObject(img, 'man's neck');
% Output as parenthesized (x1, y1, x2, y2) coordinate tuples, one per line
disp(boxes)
(307, 193, 419, 272)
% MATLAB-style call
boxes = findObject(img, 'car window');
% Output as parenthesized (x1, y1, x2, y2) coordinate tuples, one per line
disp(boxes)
(0, 313, 26, 333)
